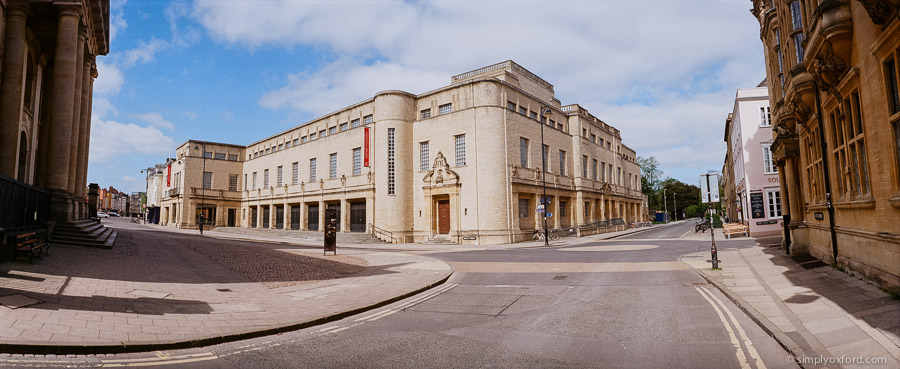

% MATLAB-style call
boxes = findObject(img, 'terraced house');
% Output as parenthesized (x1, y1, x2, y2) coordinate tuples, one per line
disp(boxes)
(157, 61, 644, 245)
(750, 0, 900, 289)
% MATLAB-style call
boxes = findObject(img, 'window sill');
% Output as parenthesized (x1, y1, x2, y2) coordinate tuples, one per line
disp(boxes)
(833, 198, 876, 210)
(890, 194, 900, 209)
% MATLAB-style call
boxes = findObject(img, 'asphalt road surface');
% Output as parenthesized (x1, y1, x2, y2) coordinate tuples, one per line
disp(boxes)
(4, 221, 797, 368)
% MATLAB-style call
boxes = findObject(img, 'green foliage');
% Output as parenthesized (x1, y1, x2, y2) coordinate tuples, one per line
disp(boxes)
(706, 213, 722, 228)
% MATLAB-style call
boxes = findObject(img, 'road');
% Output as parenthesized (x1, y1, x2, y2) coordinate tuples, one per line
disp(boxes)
(3, 221, 797, 368)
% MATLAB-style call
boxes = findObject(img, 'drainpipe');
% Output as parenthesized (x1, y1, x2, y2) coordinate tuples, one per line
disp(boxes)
(813, 82, 839, 262)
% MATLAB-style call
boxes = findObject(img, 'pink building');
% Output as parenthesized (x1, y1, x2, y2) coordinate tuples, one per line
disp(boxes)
(724, 84, 782, 237)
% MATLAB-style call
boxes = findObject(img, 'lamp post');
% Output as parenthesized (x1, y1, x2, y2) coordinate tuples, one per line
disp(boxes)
(194, 142, 207, 235)
(539, 105, 553, 245)
(663, 188, 668, 223)
(673, 192, 677, 221)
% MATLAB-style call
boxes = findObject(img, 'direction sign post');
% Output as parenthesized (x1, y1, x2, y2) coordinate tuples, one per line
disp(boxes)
(701, 173, 720, 269)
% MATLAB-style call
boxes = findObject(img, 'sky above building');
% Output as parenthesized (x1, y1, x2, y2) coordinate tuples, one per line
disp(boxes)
(90, 0, 766, 193)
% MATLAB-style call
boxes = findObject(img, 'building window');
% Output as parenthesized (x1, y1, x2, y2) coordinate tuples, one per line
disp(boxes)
(277, 166, 283, 186)
(329, 153, 337, 179)
(529, 111, 537, 120)
(520, 137, 529, 167)
(558, 150, 566, 176)
(455, 135, 466, 166)
(244, 174, 247, 190)
(228, 154, 238, 161)
(329, 126, 337, 135)
(885, 57, 900, 115)
(214, 152, 226, 160)
(894, 121, 900, 184)
(582, 155, 588, 177)
(202, 172, 212, 190)
(762, 144, 777, 174)
(286, 141, 291, 149)
(388, 128, 395, 195)
(518, 198, 529, 218)
(592, 159, 598, 181)
(229, 174, 238, 191)
(601, 162, 606, 182)
(319, 129, 326, 138)
(767, 188, 782, 218)
(302, 135, 309, 143)
(252, 172, 257, 190)
(351, 118, 361, 128)
(203, 151, 212, 159)
(340, 123, 349, 132)
(790, 1, 803, 30)
(542, 145, 549, 172)
(353, 147, 362, 175)
(421, 109, 431, 119)
(292, 162, 299, 184)
(831, 91, 871, 198)
(803, 127, 825, 204)
(439, 103, 452, 115)
(420, 141, 430, 171)
(263, 169, 269, 188)
(617, 167, 622, 185)
(507, 101, 516, 111)
(759, 106, 771, 126)
(309, 158, 317, 182)
(310, 132, 317, 141)
(364, 115, 374, 125)
(293, 138, 299, 146)
(278, 144, 284, 150)
(518, 106, 527, 115)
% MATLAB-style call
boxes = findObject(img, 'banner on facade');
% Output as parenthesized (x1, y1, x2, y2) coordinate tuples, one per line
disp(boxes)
(167, 165, 171, 186)
(364, 127, 370, 167)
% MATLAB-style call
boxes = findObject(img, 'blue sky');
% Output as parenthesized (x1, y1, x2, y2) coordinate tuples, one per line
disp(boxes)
(89, 0, 767, 193)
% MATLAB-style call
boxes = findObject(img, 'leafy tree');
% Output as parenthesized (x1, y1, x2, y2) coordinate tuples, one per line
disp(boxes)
(638, 156, 664, 210)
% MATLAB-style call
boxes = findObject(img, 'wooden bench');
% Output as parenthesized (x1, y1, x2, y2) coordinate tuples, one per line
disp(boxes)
(15, 231, 49, 263)
(723, 223, 750, 239)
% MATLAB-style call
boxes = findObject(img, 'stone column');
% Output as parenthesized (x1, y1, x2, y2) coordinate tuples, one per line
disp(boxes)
(67, 28, 85, 197)
(552, 195, 560, 229)
(0, 2, 29, 178)
(74, 56, 93, 216)
(318, 200, 326, 232)
(785, 156, 802, 225)
(47, 6, 81, 219)
(599, 195, 606, 221)
(340, 198, 349, 232)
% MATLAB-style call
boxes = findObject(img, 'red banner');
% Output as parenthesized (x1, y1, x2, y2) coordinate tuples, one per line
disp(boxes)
(167, 165, 171, 186)
(364, 127, 370, 167)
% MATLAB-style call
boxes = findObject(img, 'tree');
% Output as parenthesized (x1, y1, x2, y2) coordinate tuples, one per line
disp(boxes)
(638, 156, 664, 210)
(659, 178, 701, 220)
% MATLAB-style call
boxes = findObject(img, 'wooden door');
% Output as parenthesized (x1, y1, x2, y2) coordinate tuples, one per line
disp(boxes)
(438, 200, 450, 234)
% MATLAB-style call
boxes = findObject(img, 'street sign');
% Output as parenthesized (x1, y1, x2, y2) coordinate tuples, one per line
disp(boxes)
(546, 212, 552, 217)
(700, 173, 720, 203)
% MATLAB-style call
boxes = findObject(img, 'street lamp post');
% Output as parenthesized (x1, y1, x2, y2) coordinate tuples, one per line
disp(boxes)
(673, 192, 677, 221)
(539, 105, 553, 246)
(194, 143, 207, 235)
(663, 188, 668, 223)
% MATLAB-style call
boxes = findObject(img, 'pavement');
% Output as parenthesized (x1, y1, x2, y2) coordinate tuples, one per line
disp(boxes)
(0, 219, 653, 354)
(681, 229, 900, 368)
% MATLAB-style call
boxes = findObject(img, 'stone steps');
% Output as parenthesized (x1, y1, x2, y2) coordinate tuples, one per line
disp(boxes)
(213, 227, 386, 244)
(50, 220, 117, 249)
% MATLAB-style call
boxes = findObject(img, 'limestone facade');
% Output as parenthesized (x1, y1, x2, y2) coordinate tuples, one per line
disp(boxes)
(157, 61, 644, 245)
(0, 0, 109, 221)
(750, 0, 900, 289)
(724, 85, 784, 237)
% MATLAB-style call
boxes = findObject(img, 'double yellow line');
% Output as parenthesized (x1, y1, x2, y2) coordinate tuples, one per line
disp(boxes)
(695, 286, 767, 369)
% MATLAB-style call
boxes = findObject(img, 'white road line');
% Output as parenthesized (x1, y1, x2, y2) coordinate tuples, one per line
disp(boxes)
(695, 286, 751, 369)
(367, 309, 399, 322)
(703, 286, 768, 369)
(99, 353, 218, 367)
(99, 353, 215, 364)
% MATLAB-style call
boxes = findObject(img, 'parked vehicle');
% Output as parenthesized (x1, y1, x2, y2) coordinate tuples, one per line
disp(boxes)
(96, 212, 110, 218)
(108, 211, 120, 217)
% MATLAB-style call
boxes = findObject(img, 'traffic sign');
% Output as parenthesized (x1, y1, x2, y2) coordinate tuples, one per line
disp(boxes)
(546, 212, 552, 217)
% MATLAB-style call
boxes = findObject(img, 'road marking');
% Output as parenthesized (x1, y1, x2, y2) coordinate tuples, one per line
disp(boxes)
(702, 286, 768, 369)
(560, 244, 658, 252)
(695, 286, 751, 369)
(99, 352, 217, 367)
(448, 262, 688, 273)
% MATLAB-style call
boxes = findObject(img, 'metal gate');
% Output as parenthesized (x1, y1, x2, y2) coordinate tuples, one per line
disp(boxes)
(350, 202, 365, 232)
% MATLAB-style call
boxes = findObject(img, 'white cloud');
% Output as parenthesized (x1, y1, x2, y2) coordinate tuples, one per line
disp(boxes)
(89, 118, 174, 164)
(133, 112, 175, 130)
(94, 60, 124, 95)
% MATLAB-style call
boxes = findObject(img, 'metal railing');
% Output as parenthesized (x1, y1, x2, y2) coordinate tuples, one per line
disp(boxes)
(0, 173, 50, 230)
(368, 223, 397, 243)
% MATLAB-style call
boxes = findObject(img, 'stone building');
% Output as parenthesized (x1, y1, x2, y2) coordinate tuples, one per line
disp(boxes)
(723, 84, 784, 237)
(0, 0, 109, 221)
(750, 0, 900, 288)
(157, 61, 644, 245)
